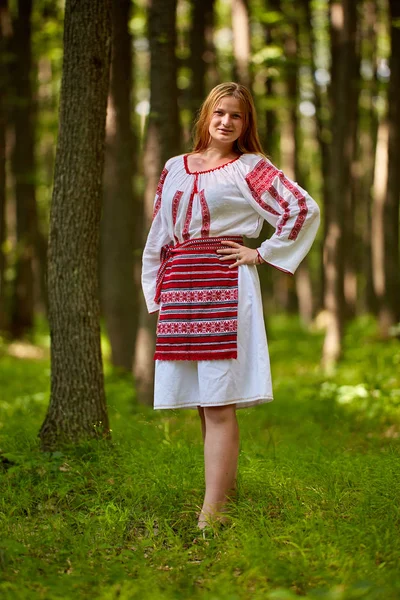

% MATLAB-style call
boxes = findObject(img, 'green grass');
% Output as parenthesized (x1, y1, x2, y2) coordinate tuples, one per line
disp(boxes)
(1, 316, 400, 599)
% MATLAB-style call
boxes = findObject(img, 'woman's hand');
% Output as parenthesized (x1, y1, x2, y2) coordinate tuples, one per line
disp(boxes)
(217, 240, 264, 268)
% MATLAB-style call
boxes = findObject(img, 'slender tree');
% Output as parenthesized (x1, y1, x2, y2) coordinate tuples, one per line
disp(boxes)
(10, 0, 37, 338)
(101, 0, 138, 371)
(322, 0, 358, 369)
(379, 0, 400, 334)
(39, 0, 111, 449)
(0, 0, 11, 332)
(232, 0, 252, 87)
(133, 0, 181, 406)
(188, 0, 216, 125)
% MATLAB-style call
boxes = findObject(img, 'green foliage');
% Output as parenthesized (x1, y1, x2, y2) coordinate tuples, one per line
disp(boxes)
(0, 317, 399, 599)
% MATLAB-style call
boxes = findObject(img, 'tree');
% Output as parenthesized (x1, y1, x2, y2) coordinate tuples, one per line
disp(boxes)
(379, 0, 400, 334)
(322, 0, 358, 369)
(231, 0, 252, 87)
(39, 0, 111, 450)
(101, 0, 138, 371)
(133, 0, 181, 405)
(188, 0, 217, 125)
(0, 0, 12, 332)
(10, 0, 37, 338)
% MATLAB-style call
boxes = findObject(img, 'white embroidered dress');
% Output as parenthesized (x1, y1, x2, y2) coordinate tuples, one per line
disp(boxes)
(142, 153, 320, 410)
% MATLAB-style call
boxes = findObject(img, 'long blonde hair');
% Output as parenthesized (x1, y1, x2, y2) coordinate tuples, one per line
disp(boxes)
(192, 82, 265, 155)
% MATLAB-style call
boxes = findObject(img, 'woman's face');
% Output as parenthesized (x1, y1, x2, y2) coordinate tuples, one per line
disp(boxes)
(208, 96, 245, 148)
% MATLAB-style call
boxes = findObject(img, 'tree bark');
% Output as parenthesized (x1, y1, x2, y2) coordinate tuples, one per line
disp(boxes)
(322, 0, 358, 370)
(188, 0, 216, 125)
(10, 0, 37, 338)
(378, 0, 400, 334)
(101, 0, 138, 371)
(133, 0, 181, 406)
(39, 0, 111, 450)
(231, 0, 252, 88)
(0, 0, 12, 332)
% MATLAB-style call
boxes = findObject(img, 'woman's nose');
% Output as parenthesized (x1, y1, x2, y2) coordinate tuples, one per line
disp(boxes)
(222, 114, 231, 127)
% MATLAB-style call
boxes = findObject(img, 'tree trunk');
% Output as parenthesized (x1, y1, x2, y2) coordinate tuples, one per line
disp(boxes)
(358, 0, 379, 315)
(302, 0, 330, 314)
(10, 0, 37, 338)
(378, 0, 400, 335)
(322, 0, 357, 370)
(0, 0, 11, 332)
(133, 0, 181, 406)
(188, 0, 216, 125)
(101, 0, 138, 371)
(39, 0, 111, 450)
(231, 0, 252, 87)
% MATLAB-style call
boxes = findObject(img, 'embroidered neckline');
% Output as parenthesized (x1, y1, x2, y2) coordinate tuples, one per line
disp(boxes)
(183, 153, 241, 175)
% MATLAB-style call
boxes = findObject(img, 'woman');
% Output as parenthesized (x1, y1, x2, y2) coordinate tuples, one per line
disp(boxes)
(141, 82, 320, 531)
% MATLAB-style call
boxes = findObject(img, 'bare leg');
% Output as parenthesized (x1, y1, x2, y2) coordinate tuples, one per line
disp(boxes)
(198, 405, 239, 529)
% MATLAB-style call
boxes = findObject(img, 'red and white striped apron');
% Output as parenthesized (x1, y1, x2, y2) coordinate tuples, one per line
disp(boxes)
(154, 236, 243, 361)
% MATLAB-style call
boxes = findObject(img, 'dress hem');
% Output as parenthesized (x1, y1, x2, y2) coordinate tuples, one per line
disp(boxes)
(154, 395, 274, 410)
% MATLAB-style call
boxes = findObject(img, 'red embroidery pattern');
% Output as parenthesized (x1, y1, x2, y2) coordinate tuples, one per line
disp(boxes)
(152, 196, 162, 220)
(280, 176, 308, 240)
(245, 160, 280, 217)
(182, 174, 199, 240)
(154, 236, 242, 361)
(267, 180, 290, 236)
(160, 288, 238, 305)
(171, 190, 183, 241)
(152, 167, 168, 219)
(199, 190, 211, 237)
(157, 319, 237, 336)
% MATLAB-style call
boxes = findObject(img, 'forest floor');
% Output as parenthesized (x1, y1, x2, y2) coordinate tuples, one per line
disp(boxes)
(0, 316, 399, 600)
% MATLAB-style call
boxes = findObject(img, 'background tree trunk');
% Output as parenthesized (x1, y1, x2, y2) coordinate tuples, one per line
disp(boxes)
(322, 0, 357, 369)
(10, 0, 37, 338)
(133, 0, 181, 406)
(188, 0, 216, 126)
(0, 0, 12, 333)
(101, 0, 138, 371)
(39, 0, 111, 450)
(231, 0, 252, 87)
(378, 0, 400, 335)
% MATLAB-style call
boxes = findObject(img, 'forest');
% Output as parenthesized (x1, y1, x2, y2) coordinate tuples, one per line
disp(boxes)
(0, 0, 399, 598)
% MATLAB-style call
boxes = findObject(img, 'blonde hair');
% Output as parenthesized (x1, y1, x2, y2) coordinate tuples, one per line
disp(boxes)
(192, 82, 265, 155)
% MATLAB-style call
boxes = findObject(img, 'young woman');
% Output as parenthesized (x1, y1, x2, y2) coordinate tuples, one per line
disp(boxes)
(141, 82, 320, 531)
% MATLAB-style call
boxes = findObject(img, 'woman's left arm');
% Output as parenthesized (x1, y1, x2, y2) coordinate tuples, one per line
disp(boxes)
(238, 157, 321, 274)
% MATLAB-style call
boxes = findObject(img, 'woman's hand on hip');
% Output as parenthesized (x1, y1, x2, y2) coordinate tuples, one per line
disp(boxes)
(217, 241, 264, 268)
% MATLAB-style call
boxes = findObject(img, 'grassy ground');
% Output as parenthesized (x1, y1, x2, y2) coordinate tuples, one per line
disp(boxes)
(0, 316, 399, 599)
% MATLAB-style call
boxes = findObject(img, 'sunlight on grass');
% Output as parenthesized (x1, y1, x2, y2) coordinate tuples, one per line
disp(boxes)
(0, 316, 399, 599)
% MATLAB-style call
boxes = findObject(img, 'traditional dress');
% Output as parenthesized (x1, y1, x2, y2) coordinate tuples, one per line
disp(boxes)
(141, 153, 320, 410)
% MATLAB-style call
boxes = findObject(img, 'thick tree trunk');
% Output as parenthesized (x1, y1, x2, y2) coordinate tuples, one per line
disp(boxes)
(10, 0, 37, 338)
(322, 0, 357, 370)
(101, 0, 137, 371)
(133, 0, 181, 406)
(188, 0, 216, 125)
(231, 0, 251, 87)
(39, 0, 111, 450)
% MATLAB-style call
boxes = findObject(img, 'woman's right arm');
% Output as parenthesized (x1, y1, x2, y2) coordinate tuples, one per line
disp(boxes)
(141, 167, 173, 314)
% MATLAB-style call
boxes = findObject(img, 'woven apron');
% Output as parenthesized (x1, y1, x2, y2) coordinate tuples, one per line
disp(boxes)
(154, 236, 243, 361)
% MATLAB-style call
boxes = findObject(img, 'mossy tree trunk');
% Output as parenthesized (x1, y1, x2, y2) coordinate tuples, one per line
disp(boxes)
(133, 0, 181, 406)
(39, 0, 111, 450)
(101, 0, 138, 371)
